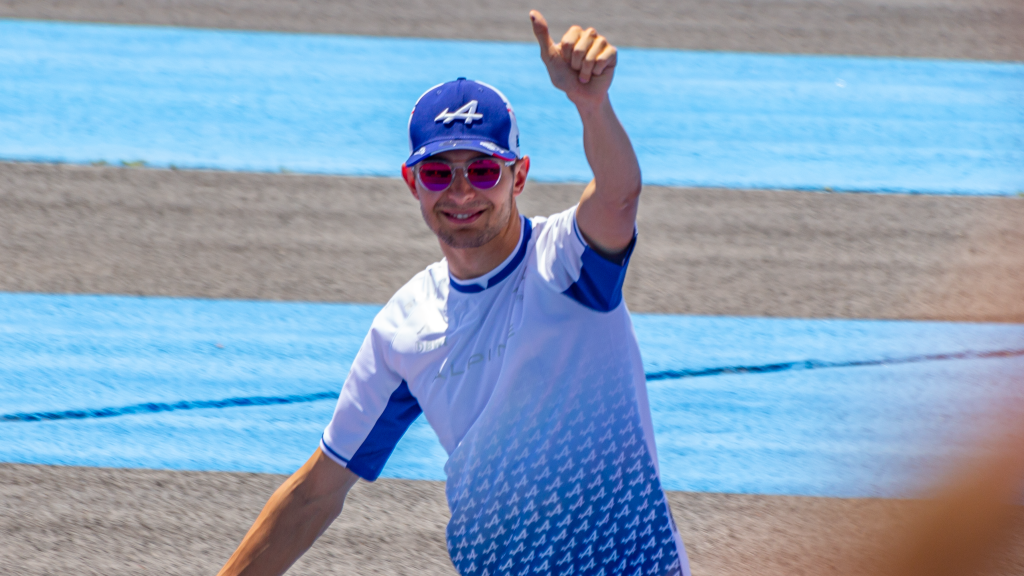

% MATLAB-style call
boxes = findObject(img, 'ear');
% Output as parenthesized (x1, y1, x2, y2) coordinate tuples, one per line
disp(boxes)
(512, 156, 530, 198)
(401, 164, 420, 200)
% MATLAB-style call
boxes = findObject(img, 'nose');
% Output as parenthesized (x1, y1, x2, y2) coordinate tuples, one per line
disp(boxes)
(444, 169, 477, 199)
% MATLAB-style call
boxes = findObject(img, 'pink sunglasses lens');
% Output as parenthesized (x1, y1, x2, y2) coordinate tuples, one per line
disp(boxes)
(418, 162, 453, 191)
(466, 159, 503, 189)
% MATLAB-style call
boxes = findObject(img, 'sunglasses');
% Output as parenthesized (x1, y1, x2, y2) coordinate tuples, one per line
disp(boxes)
(415, 158, 515, 193)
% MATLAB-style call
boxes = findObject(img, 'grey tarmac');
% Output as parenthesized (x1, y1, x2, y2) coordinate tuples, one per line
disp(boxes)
(2, 0, 1021, 61)
(3, 463, 1021, 576)
(2, 162, 1022, 322)
(2, 0, 1023, 574)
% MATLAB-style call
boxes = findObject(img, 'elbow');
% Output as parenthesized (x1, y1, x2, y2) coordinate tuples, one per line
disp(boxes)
(628, 178, 642, 203)
(617, 179, 642, 213)
(620, 169, 642, 205)
(603, 176, 642, 213)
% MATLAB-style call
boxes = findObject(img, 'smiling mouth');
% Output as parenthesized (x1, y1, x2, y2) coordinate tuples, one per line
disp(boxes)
(441, 209, 485, 224)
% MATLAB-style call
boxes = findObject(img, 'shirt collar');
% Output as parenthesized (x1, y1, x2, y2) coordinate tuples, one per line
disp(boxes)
(449, 215, 532, 294)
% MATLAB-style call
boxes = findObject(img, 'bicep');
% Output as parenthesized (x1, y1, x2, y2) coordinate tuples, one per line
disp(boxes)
(575, 178, 640, 260)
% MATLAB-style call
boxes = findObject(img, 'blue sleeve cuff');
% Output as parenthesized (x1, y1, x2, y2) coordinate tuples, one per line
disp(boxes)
(564, 217, 637, 312)
(324, 381, 422, 482)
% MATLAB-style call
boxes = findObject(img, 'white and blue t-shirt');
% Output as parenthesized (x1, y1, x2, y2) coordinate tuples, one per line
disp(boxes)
(321, 207, 690, 576)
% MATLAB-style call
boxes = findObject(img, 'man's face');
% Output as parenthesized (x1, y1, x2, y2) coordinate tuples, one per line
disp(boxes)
(404, 149, 529, 249)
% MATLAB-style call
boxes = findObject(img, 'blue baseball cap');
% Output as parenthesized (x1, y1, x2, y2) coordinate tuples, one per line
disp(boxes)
(405, 78, 521, 167)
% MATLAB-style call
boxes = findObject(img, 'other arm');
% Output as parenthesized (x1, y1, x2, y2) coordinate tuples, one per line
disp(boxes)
(217, 448, 359, 576)
(531, 10, 640, 259)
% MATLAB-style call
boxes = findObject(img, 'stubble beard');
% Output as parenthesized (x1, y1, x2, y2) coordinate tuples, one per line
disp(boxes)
(427, 191, 514, 249)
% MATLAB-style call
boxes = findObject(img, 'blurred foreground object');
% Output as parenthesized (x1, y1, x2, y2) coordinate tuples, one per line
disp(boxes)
(881, 402, 1024, 576)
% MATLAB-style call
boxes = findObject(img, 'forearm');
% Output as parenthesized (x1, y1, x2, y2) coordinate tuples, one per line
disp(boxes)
(574, 95, 641, 254)
(218, 450, 356, 576)
(578, 95, 642, 209)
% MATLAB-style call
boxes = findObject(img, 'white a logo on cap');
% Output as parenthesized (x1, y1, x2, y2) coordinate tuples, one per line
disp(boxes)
(435, 101, 483, 125)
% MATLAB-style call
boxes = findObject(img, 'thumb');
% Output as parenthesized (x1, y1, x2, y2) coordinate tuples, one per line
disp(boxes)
(529, 10, 555, 56)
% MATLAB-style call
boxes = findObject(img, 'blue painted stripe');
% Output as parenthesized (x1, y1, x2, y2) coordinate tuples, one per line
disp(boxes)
(2, 392, 336, 422)
(1, 20, 1022, 195)
(645, 347, 1024, 380)
(4, 347, 1020, 422)
(1, 292, 1022, 497)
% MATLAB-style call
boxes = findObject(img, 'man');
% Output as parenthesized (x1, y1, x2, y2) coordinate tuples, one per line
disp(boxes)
(218, 10, 690, 576)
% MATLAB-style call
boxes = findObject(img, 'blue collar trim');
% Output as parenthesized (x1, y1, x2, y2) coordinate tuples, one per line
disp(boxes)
(449, 218, 533, 294)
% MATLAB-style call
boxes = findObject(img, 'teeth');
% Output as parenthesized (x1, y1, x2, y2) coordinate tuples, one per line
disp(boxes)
(453, 214, 471, 220)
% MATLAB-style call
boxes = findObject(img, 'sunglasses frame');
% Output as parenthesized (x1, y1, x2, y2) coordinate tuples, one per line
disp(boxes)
(415, 157, 517, 193)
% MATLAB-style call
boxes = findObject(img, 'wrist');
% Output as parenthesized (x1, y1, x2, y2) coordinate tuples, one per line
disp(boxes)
(571, 92, 611, 117)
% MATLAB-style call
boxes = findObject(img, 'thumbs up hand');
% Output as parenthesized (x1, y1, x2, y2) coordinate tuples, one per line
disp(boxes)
(530, 10, 618, 106)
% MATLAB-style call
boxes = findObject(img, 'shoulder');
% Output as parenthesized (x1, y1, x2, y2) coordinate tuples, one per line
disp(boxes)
(389, 260, 448, 309)
(529, 205, 577, 236)
(371, 260, 449, 338)
(528, 205, 585, 260)
(527, 205, 582, 253)
(528, 204, 636, 312)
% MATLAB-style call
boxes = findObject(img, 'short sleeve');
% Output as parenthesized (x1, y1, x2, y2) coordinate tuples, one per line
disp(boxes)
(532, 206, 637, 312)
(320, 310, 422, 481)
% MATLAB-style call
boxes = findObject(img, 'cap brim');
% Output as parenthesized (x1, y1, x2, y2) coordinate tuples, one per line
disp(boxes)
(405, 139, 516, 167)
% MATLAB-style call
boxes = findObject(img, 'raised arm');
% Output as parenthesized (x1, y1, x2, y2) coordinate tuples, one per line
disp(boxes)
(531, 10, 641, 260)
(217, 448, 358, 576)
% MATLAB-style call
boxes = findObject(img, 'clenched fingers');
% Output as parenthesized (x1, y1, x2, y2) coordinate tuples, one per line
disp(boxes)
(570, 27, 597, 70)
(591, 44, 617, 78)
(559, 26, 583, 64)
(578, 36, 608, 83)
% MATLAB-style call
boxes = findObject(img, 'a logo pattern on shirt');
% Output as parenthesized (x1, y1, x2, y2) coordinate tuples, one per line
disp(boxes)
(443, 364, 683, 576)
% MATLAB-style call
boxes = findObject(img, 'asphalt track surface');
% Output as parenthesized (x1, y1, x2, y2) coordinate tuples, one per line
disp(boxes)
(3, 162, 1022, 322)
(3, 463, 1021, 576)
(3, 0, 1022, 61)
(2, 1, 1023, 574)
